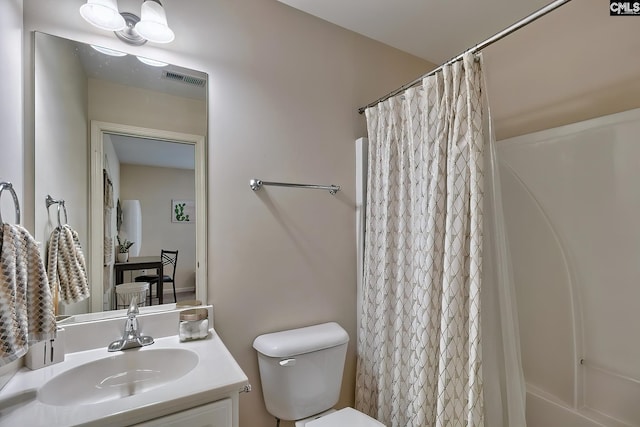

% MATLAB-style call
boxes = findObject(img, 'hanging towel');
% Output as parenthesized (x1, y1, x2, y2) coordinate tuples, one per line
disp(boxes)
(0, 223, 56, 366)
(47, 224, 90, 304)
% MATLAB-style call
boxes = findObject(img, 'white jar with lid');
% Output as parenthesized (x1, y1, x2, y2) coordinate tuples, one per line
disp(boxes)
(179, 308, 209, 341)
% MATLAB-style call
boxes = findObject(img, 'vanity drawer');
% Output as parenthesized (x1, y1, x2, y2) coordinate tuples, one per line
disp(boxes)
(136, 398, 232, 427)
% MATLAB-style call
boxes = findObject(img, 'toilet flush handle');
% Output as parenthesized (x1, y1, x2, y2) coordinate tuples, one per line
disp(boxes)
(279, 358, 296, 367)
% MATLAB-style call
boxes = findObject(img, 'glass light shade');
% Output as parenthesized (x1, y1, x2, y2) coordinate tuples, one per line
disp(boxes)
(135, 0, 175, 43)
(137, 56, 168, 67)
(91, 44, 127, 57)
(79, 0, 126, 32)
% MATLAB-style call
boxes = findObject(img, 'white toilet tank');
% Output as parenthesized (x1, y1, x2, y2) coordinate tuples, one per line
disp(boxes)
(253, 322, 349, 421)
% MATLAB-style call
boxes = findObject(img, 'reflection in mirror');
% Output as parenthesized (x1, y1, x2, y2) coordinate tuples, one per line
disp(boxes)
(102, 133, 197, 310)
(34, 32, 207, 318)
(91, 122, 206, 314)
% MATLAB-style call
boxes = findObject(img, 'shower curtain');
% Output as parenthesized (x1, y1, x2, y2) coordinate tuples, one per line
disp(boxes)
(355, 53, 526, 427)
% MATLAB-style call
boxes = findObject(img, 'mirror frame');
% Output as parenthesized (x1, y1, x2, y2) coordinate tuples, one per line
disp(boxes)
(89, 120, 207, 312)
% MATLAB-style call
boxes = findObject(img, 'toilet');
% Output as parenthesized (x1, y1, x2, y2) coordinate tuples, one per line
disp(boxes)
(253, 322, 385, 427)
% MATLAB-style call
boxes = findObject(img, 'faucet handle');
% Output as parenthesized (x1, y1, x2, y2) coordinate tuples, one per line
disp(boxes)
(127, 296, 139, 317)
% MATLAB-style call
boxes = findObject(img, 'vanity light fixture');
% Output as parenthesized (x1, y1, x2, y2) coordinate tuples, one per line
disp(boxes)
(80, 0, 174, 45)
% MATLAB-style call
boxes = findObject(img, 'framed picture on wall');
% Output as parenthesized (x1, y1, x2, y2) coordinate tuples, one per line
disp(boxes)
(171, 199, 195, 223)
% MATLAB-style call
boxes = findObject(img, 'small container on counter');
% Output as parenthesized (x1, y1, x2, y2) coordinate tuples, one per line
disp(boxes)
(179, 308, 209, 341)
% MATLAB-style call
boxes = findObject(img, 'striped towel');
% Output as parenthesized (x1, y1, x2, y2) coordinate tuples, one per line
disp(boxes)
(47, 225, 90, 304)
(0, 223, 56, 365)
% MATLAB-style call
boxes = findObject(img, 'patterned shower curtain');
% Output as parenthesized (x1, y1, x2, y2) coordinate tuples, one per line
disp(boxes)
(355, 53, 487, 427)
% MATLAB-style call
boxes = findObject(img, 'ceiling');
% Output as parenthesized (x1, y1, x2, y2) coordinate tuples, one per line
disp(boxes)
(276, 0, 554, 63)
(109, 134, 195, 170)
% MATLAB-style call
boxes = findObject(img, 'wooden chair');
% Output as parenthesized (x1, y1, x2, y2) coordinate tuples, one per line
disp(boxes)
(135, 249, 178, 304)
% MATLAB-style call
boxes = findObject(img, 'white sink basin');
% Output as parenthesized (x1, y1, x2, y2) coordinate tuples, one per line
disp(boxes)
(37, 348, 198, 406)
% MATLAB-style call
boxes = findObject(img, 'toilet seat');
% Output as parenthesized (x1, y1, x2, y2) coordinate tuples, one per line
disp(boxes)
(306, 408, 385, 427)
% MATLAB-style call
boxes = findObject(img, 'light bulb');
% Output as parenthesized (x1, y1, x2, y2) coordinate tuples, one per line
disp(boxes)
(91, 45, 127, 57)
(137, 56, 168, 67)
(79, 0, 125, 32)
(135, 0, 175, 44)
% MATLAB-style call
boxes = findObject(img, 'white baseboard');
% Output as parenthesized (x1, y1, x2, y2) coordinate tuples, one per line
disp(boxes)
(161, 285, 195, 295)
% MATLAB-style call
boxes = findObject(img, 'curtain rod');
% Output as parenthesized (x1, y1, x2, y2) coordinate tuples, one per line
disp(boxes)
(358, 0, 573, 114)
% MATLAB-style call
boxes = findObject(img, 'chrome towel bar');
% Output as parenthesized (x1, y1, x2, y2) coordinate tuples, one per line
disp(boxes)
(45, 195, 68, 228)
(0, 181, 21, 224)
(249, 179, 340, 195)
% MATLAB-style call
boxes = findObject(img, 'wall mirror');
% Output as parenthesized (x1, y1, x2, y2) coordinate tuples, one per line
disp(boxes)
(34, 32, 207, 317)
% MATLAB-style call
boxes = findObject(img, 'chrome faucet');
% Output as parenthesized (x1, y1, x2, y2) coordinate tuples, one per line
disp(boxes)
(108, 297, 155, 352)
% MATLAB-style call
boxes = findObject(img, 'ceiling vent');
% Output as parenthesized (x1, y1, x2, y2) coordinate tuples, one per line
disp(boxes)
(162, 70, 206, 87)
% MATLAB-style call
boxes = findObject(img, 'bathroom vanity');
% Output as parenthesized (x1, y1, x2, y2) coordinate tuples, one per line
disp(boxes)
(0, 306, 248, 427)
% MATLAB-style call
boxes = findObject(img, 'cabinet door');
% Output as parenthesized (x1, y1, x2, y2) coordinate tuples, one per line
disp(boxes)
(136, 398, 232, 427)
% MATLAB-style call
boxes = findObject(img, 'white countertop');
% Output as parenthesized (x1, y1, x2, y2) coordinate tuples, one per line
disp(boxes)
(0, 330, 248, 426)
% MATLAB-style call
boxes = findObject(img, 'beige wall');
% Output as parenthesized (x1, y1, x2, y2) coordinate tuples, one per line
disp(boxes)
(88, 78, 206, 136)
(0, 0, 24, 211)
(119, 164, 197, 294)
(33, 33, 90, 316)
(0, 0, 23, 393)
(201, 6, 431, 425)
(485, 0, 640, 140)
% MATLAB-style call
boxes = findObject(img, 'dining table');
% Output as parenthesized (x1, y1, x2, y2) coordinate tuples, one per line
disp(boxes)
(113, 256, 165, 305)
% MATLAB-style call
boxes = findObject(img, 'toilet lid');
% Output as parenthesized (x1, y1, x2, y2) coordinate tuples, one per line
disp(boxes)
(307, 408, 386, 427)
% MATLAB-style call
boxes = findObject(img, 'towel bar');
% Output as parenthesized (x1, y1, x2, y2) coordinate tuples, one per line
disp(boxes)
(0, 181, 21, 224)
(249, 179, 340, 195)
(46, 195, 68, 227)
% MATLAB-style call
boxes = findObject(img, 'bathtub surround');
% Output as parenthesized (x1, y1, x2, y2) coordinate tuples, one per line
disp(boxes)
(499, 107, 640, 426)
(357, 53, 525, 426)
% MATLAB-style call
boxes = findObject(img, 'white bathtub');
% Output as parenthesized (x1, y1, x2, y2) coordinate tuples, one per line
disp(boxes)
(527, 386, 637, 427)
(527, 389, 606, 427)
